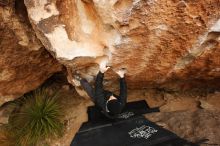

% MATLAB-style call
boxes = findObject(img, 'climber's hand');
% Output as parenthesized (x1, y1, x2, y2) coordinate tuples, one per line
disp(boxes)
(116, 68, 127, 78)
(72, 78, 81, 87)
(98, 56, 110, 73)
(100, 66, 110, 73)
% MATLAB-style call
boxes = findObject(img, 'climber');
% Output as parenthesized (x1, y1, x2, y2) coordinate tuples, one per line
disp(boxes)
(73, 59, 127, 119)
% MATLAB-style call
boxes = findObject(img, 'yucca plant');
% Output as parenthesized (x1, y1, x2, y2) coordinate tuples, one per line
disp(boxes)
(8, 88, 64, 146)
(0, 125, 16, 146)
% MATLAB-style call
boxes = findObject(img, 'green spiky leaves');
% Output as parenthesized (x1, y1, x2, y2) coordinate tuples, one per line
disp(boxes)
(8, 88, 64, 146)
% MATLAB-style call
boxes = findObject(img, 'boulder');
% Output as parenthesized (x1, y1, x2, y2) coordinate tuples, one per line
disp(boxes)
(24, 0, 220, 91)
(0, 0, 62, 106)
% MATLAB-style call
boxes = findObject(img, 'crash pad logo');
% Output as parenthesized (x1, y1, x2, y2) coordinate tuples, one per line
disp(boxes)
(117, 112, 135, 119)
(128, 125, 158, 139)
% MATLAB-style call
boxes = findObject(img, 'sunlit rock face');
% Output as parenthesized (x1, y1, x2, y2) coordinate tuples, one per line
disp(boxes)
(24, 0, 220, 91)
(0, 0, 62, 106)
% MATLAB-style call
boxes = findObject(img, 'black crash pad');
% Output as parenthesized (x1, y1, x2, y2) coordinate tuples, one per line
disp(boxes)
(71, 116, 197, 146)
(87, 100, 159, 122)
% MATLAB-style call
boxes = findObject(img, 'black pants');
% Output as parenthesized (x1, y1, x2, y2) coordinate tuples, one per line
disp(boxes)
(80, 79, 95, 101)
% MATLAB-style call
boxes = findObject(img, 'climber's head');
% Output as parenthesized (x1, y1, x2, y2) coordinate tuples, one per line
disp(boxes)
(107, 95, 122, 115)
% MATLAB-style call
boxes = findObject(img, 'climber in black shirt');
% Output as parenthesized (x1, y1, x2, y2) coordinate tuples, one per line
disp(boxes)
(73, 58, 127, 118)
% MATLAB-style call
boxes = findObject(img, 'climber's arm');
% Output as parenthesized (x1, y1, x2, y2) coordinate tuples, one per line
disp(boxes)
(94, 57, 110, 109)
(116, 68, 127, 107)
(119, 77, 127, 107)
(94, 71, 105, 108)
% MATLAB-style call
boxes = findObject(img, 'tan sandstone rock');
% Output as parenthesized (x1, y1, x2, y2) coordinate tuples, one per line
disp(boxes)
(145, 110, 220, 145)
(0, 0, 62, 106)
(24, 0, 220, 91)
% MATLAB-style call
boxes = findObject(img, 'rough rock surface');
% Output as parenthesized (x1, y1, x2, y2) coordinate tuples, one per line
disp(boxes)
(0, 0, 62, 106)
(145, 110, 220, 146)
(24, 0, 220, 91)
